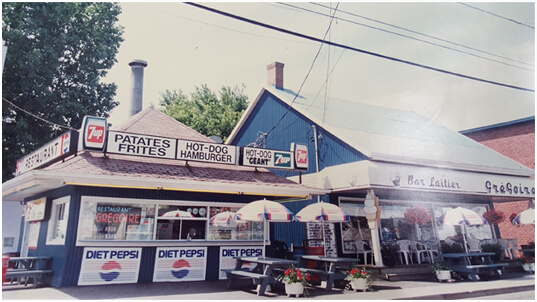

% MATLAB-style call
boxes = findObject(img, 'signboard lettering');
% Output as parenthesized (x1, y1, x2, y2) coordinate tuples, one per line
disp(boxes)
(153, 247, 207, 282)
(82, 116, 107, 151)
(16, 131, 76, 176)
(106, 131, 176, 159)
(485, 180, 535, 196)
(176, 140, 236, 164)
(242, 147, 295, 170)
(219, 247, 263, 279)
(78, 247, 142, 285)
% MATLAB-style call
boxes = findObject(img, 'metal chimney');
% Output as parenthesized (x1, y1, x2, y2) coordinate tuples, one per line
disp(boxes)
(128, 59, 148, 116)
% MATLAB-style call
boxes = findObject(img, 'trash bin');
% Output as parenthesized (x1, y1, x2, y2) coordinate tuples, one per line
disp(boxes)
(2, 257, 10, 284)
(304, 246, 324, 282)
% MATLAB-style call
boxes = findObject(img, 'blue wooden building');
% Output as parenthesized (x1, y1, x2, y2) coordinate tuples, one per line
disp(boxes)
(2, 107, 325, 287)
(227, 62, 535, 264)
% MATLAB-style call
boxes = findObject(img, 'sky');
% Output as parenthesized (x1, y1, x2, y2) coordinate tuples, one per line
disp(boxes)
(104, 2, 535, 132)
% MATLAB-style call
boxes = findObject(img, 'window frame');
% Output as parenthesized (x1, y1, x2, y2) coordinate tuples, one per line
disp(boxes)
(46, 196, 71, 245)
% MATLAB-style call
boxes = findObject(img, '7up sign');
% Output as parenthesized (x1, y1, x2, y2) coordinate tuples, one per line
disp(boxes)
(274, 152, 292, 168)
(242, 147, 294, 170)
(82, 116, 108, 151)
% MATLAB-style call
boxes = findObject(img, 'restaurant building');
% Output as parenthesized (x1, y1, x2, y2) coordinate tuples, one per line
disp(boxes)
(226, 62, 535, 264)
(461, 117, 535, 246)
(2, 107, 325, 287)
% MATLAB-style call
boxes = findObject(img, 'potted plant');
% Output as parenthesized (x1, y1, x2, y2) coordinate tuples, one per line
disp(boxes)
(430, 262, 452, 282)
(518, 257, 535, 273)
(345, 267, 372, 292)
(278, 267, 311, 297)
(483, 209, 506, 225)
(404, 206, 431, 240)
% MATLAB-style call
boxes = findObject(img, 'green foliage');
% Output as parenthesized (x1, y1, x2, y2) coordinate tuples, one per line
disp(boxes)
(2, 2, 123, 181)
(160, 84, 248, 141)
(381, 242, 399, 267)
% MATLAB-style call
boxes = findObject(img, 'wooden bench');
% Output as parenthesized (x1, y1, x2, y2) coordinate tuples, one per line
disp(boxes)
(5, 269, 53, 288)
(452, 263, 508, 281)
(222, 269, 271, 296)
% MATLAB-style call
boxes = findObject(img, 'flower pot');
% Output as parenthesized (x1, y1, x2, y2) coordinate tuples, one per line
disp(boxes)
(435, 270, 451, 282)
(522, 263, 535, 273)
(350, 278, 368, 292)
(285, 282, 304, 297)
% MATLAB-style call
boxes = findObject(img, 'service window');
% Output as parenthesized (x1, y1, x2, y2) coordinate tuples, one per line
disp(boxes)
(46, 196, 71, 245)
(156, 205, 207, 240)
(207, 206, 263, 241)
(79, 198, 156, 241)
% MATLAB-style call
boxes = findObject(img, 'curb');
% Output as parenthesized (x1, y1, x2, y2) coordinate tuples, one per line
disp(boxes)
(397, 284, 535, 300)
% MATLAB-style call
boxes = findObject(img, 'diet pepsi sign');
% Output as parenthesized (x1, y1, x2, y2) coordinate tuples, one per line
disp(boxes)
(81, 116, 108, 151)
(218, 246, 263, 279)
(153, 247, 207, 282)
(78, 247, 141, 286)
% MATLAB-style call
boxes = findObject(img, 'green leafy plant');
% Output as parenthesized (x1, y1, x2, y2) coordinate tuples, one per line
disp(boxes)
(381, 243, 399, 267)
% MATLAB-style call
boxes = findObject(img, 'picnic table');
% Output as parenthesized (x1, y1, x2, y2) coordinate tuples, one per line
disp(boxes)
(5, 256, 53, 288)
(442, 252, 507, 281)
(222, 256, 298, 296)
(297, 255, 359, 290)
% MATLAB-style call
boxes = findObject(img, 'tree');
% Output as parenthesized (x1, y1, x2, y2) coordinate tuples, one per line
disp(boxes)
(160, 84, 249, 141)
(2, 2, 123, 182)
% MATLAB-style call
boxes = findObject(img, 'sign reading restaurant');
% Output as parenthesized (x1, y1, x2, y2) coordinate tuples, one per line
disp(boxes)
(16, 130, 78, 176)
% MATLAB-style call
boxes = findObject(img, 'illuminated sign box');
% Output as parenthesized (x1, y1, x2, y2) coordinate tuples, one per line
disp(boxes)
(78, 247, 142, 286)
(153, 247, 207, 282)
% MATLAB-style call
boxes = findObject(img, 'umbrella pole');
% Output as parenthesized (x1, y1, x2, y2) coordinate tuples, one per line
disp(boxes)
(463, 224, 468, 254)
(264, 220, 267, 257)
(322, 220, 326, 257)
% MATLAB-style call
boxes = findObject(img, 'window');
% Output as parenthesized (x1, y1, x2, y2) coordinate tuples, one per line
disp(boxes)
(46, 196, 70, 245)
(77, 196, 266, 244)
(3, 237, 15, 248)
(79, 199, 156, 241)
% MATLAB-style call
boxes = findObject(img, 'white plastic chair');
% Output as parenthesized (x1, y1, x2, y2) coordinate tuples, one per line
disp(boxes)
(466, 238, 482, 253)
(426, 241, 442, 262)
(497, 239, 513, 259)
(410, 241, 432, 264)
(509, 239, 519, 259)
(355, 240, 374, 265)
(396, 240, 413, 265)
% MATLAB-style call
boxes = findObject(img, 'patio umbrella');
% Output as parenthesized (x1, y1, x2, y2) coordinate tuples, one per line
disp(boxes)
(295, 202, 350, 256)
(439, 207, 488, 253)
(512, 208, 535, 225)
(235, 199, 294, 254)
(209, 211, 238, 227)
(161, 210, 194, 218)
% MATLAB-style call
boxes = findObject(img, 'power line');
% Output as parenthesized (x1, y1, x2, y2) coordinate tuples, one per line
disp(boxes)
(186, 2, 534, 93)
(264, 3, 340, 145)
(311, 2, 534, 68)
(2, 97, 77, 131)
(281, 2, 534, 71)
(459, 2, 535, 29)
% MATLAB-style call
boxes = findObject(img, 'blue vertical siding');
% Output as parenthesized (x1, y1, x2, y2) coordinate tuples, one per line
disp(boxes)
(231, 91, 368, 179)
(230, 91, 368, 248)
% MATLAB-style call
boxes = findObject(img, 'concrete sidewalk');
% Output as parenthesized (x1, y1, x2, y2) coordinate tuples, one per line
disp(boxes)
(2, 272, 535, 300)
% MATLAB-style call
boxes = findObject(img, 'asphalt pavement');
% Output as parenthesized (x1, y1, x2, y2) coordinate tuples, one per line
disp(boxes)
(2, 271, 535, 300)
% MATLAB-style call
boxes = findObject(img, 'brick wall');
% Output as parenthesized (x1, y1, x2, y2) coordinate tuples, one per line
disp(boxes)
(463, 119, 535, 247)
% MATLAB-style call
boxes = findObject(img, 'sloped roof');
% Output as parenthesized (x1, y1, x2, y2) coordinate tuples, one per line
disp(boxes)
(3, 107, 325, 201)
(230, 87, 534, 177)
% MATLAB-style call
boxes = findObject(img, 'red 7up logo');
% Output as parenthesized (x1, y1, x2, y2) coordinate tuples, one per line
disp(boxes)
(87, 125, 105, 143)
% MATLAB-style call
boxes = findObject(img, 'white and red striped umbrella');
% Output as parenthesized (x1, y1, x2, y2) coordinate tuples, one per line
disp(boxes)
(439, 207, 487, 226)
(161, 210, 194, 218)
(209, 211, 238, 227)
(295, 202, 350, 222)
(235, 199, 294, 222)
(512, 208, 535, 225)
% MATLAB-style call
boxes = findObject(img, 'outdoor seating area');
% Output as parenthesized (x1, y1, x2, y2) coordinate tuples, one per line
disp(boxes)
(3, 256, 53, 288)
(222, 255, 361, 296)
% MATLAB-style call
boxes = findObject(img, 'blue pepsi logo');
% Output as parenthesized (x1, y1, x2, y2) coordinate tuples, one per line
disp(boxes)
(99, 260, 121, 282)
(171, 259, 190, 279)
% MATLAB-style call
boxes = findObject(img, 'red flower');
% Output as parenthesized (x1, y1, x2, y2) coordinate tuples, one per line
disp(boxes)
(483, 209, 505, 224)
(285, 269, 291, 275)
